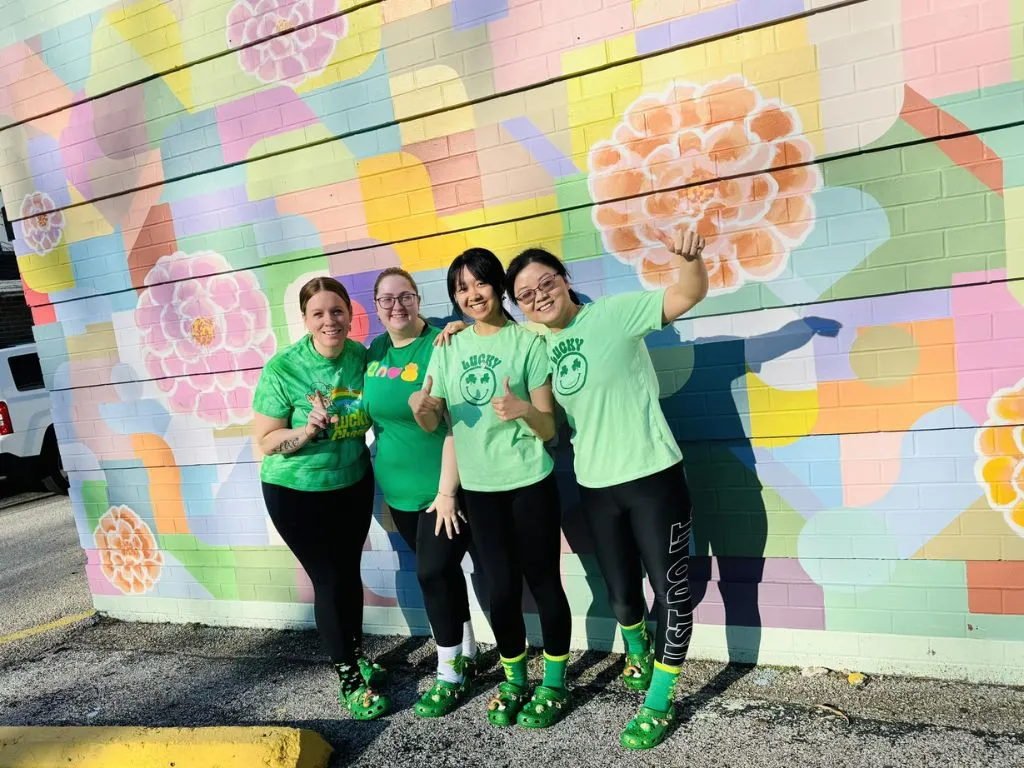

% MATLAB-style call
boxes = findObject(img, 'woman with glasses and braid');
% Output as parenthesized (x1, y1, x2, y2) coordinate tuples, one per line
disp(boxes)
(362, 267, 479, 718)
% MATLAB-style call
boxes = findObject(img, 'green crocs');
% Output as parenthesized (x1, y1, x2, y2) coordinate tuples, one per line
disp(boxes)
(339, 684, 390, 721)
(358, 656, 386, 686)
(620, 704, 675, 750)
(621, 646, 654, 691)
(515, 685, 570, 729)
(414, 677, 470, 718)
(485, 681, 529, 727)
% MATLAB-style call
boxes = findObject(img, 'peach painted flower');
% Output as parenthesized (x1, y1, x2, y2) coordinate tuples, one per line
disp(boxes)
(93, 505, 164, 595)
(20, 191, 65, 255)
(975, 379, 1024, 536)
(227, 0, 347, 87)
(135, 251, 277, 428)
(588, 75, 821, 293)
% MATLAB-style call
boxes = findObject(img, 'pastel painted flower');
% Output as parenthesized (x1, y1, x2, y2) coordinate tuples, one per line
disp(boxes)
(588, 75, 821, 293)
(974, 379, 1024, 536)
(20, 191, 65, 255)
(227, 0, 348, 87)
(93, 505, 164, 595)
(135, 251, 277, 428)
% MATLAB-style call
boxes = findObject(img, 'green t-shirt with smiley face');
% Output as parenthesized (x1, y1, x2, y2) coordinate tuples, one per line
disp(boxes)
(364, 324, 448, 512)
(545, 289, 682, 489)
(253, 335, 371, 492)
(425, 321, 554, 492)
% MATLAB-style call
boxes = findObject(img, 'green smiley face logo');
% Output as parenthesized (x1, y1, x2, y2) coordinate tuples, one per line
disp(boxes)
(460, 366, 497, 405)
(554, 352, 588, 396)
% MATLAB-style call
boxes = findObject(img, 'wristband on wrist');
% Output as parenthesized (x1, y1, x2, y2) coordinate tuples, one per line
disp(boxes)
(437, 490, 456, 498)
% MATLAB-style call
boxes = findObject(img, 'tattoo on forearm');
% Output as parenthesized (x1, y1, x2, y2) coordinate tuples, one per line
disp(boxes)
(267, 436, 303, 455)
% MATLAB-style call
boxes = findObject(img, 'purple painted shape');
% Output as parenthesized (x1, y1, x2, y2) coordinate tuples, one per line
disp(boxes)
(808, 290, 952, 383)
(170, 188, 278, 238)
(502, 117, 580, 179)
(636, 0, 803, 56)
(737, 0, 804, 26)
(216, 87, 321, 164)
(452, 0, 508, 30)
(26, 134, 72, 207)
(750, 447, 826, 519)
(59, 98, 102, 201)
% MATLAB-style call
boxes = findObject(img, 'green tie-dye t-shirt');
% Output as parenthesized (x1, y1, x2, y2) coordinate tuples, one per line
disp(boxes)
(253, 335, 371, 492)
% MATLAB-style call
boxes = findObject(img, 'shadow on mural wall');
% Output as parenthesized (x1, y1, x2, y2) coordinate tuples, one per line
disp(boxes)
(663, 316, 842, 669)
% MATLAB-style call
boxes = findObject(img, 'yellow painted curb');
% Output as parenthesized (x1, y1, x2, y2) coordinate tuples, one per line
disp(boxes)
(0, 611, 96, 646)
(0, 726, 333, 768)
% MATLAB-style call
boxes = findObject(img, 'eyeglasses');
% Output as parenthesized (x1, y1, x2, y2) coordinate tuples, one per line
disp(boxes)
(514, 273, 561, 306)
(375, 292, 419, 310)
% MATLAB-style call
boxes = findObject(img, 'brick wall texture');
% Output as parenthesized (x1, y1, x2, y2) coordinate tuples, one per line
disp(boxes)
(3, 0, 1024, 683)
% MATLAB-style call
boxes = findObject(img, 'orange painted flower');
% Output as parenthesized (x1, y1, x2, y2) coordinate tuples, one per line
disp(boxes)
(974, 379, 1024, 536)
(93, 505, 164, 594)
(588, 75, 821, 293)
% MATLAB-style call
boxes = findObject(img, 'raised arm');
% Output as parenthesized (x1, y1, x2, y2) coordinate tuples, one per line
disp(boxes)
(253, 399, 336, 457)
(660, 229, 708, 324)
(409, 374, 444, 433)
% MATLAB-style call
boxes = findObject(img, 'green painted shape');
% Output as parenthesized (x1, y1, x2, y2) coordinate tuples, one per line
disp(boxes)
(556, 174, 602, 264)
(158, 533, 240, 601)
(143, 77, 186, 147)
(260, 253, 330, 349)
(825, 122, 1005, 300)
(934, 79, 1024, 134)
(964, 613, 1024, 641)
(177, 224, 260, 272)
(824, 560, 968, 637)
(80, 480, 110, 532)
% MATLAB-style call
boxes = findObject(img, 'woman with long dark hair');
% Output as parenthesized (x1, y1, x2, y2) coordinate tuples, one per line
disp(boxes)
(505, 231, 707, 749)
(410, 248, 573, 729)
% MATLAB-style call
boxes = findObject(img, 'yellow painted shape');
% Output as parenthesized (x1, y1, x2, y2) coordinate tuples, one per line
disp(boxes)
(17, 244, 74, 294)
(246, 126, 357, 200)
(88, 16, 157, 97)
(0, 727, 332, 768)
(62, 185, 116, 245)
(0, 611, 96, 646)
(912, 496, 1024, 560)
(393, 67, 475, 144)
(107, 0, 191, 109)
(64, 323, 118, 358)
(296, 2, 383, 94)
(1006, 187, 1024, 307)
(445, 196, 562, 265)
(382, 0, 453, 24)
(747, 371, 819, 448)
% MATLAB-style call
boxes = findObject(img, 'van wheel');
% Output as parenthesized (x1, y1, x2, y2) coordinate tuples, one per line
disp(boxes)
(41, 430, 69, 495)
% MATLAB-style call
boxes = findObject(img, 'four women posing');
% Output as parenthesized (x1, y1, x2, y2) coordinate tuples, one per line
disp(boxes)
(252, 229, 707, 749)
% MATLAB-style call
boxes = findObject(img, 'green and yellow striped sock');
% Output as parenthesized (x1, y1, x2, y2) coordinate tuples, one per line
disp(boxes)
(542, 651, 569, 690)
(644, 661, 681, 713)
(500, 649, 528, 688)
(620, 619, 650, 655)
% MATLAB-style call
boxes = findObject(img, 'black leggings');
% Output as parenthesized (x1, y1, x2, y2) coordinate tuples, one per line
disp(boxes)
(463, 472, 571, 658)
(578, 463, 693, 666)
(391, 503, 472, 647)
(262, 469, 375, 665)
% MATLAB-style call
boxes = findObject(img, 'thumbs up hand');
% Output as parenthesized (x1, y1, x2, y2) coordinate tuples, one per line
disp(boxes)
(491, 376, 530, 422)
(409, 374, 443, 420)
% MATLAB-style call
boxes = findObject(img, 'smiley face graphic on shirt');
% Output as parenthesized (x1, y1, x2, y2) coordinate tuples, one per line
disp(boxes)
(550, 338, 588, 397)
(459, 353, 502, 405)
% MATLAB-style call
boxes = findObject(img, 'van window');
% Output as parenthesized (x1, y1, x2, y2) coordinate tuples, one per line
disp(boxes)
(8, 353, 44, 391)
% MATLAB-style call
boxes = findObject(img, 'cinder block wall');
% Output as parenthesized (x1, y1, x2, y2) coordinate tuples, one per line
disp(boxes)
(3, 0, 1023, 684)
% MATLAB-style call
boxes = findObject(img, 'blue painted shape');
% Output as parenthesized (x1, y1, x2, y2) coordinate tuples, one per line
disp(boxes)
(210, 441, 271, 546)
(37, 11, 102, 91)
(99, 463, 158, 530)
(452, 0, 509, 30)
(98, 399, 171, 438)
(765, 434, 843, 510)
(502, 118, 580, 179)
(254, 213, 323, 260)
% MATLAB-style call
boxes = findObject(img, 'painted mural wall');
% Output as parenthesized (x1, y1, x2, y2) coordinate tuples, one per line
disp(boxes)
(3, 0, 1024, 683)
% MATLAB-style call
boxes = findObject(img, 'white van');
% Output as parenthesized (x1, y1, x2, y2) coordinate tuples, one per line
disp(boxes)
(0, 343, 68, 494)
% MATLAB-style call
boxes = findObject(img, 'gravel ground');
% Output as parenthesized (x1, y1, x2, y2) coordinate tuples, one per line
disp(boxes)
(2, 619, 1022, 768)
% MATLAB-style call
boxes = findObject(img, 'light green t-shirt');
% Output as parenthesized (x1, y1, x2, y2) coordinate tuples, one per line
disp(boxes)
(545, 290, 682, 489)
(364, 324, 447, 512)
(425, 321, 554, 492)
(253, 335, 371, 492)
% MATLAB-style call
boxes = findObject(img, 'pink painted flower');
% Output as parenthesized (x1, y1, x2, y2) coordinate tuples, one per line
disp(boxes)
(20, 191, 65, 255)
(93, 505, 164, 595)
(135, 251, 277, 428)
(588, 76, 821, 294)
(227, 0, 348, 87)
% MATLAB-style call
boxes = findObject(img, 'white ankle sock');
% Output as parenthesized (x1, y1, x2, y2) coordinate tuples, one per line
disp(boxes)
(462, 620, 477, 659)
(437, 642, 464, 684)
